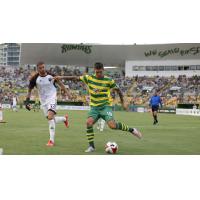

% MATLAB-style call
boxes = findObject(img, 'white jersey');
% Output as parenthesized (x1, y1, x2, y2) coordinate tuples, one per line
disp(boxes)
(29, 73, 57, 106)
(12, 97, 17, 105)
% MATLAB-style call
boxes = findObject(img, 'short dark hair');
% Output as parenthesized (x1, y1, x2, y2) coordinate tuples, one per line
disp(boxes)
(37, 61, 45, 67)
(94, 62, 104, 69)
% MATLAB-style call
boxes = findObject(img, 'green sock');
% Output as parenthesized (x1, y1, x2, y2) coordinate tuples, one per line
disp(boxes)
(116, 122, 133, 133)
(86, 126, 95, 148)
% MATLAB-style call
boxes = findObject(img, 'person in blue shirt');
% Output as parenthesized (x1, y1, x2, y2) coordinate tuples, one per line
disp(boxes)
(149, 90, 162, 125)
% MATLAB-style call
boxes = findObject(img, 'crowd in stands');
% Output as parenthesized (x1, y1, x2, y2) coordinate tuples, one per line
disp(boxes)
(0, 65, 200, 108)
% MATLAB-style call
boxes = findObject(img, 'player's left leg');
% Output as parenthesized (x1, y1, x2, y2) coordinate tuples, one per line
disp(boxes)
(102, 106, 142, 139)
(49, 102, 69, 128)
(154, 111, 158, 124)
(55, 114, 69, 128)
(152, 106, 159, 125)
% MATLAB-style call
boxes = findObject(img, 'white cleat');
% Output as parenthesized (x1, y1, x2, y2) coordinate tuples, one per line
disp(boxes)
(85, 146, 95, 153)
(132, 128, 142, 139)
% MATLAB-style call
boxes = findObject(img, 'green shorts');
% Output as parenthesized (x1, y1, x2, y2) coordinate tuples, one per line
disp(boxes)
(88, 105, 114, 122)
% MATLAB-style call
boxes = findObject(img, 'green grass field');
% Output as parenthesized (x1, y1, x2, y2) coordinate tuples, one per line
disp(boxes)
(0, 109, 200, 155)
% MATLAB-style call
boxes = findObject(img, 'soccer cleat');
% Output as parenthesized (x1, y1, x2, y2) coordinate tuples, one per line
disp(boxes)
(132, 128, 142, 139)
(46, 140, 55, 147)
(85, 146, 95, 153)
(64, 114, 69, 128)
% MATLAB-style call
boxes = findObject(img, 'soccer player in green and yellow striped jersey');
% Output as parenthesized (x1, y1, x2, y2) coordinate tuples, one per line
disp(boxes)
(54, 62, 142, 152)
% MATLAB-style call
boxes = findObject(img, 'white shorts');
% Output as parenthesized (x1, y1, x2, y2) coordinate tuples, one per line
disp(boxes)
(12, 103, 17, 107)
(41, 99, 57, 117)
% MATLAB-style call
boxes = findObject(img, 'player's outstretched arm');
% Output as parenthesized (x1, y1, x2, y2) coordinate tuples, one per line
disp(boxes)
(159, 96, 163, 108)
(113, 88, 128, 111)
(56, 79, 72, 99)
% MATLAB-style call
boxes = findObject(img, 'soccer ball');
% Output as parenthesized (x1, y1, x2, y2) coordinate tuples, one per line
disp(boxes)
(105, 141, 118, 154)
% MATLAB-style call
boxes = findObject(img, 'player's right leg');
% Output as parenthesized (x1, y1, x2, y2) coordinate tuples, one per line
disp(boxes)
(154, 111, 158, 124)
(85, 107, 99, 153)
(54, 114, 69, 127)
(152, 107, 157, 125)
(152, 106, 158, 125)
(46, 110, 56, 146)
(85, 117, 96, 152)
(53, 102, 69, 128)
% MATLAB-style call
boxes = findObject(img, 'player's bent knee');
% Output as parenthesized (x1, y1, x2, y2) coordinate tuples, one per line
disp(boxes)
(109, 125, 116, 129)
(108, 122, 116, 129)
(47, 115, 54, 120)
(86, 121, 93, 127)
(86, 118, 94, 127)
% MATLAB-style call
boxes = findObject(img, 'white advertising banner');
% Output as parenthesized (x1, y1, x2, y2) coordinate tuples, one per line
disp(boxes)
(56, 105, 90, 110)
(2, 104, 11, 109)
(176, 108, 200, 116)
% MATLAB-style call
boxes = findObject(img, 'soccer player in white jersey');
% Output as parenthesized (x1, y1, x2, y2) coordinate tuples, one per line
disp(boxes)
(12, 94, 18, 112)
(0, 94, 6, 123)
(0, 95, 3, 122)
(25, 61, 70, 147)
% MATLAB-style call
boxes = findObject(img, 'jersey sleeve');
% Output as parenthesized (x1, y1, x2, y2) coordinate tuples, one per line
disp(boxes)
(29, 74, 38, 89)
(110, 79, 118, 89)
(47, 71, 57, 83)
(80, 75, 89, 84)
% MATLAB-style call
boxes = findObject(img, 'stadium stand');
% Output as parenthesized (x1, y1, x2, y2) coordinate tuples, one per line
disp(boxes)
(0, 66, 200, 108)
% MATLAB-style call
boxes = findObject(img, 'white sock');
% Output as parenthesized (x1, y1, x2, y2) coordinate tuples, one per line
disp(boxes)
(0, 110, 3, 121)
(100, 119, 105, 131)
(55, 116, 66, 123)
(48, 119, 55, 142)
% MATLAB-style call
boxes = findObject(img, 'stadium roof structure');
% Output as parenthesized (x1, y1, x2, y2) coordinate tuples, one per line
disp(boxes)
(21, 43, 200, 66)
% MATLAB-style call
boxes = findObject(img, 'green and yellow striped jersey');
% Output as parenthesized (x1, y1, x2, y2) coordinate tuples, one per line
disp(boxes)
(80, 74, 118, 107)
